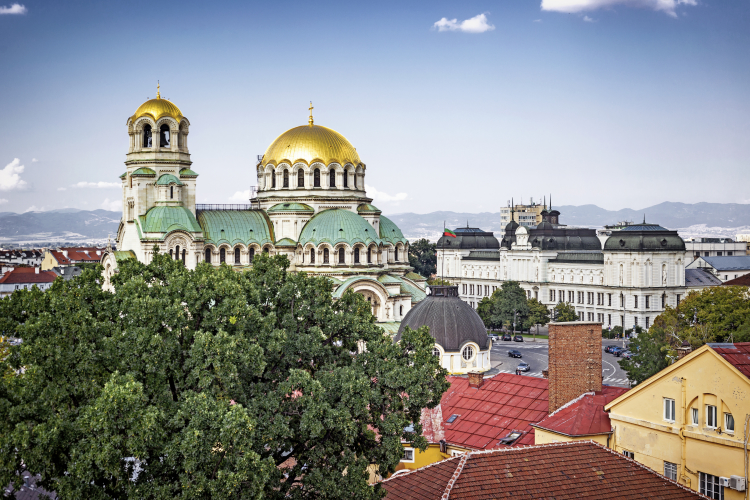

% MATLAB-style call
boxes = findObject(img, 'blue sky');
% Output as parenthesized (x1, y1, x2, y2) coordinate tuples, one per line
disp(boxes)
(0, 0, 748, 215)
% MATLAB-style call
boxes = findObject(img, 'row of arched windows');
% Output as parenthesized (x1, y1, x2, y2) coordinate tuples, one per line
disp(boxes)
(204, 247, 262, 264)
(268, 168, 357, 189)
(142, 124, 173, 148)
(169, 245, 186, 263)
(305, 246, 401, 265)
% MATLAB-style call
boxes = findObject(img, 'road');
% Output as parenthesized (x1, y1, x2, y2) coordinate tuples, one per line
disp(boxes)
(489, 338, 632, 388)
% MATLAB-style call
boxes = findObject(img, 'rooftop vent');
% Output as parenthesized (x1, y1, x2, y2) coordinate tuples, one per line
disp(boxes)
(498, 431, 523, 445)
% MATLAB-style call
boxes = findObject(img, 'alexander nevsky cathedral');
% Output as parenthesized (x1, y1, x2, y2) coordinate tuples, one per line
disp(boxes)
(101, 89, 428, 330)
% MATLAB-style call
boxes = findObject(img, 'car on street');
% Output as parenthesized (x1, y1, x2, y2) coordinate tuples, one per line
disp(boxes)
(508, 350, 522, 358)
(613, 347, 627, 357)
(517, 361, 531, 372)
(620, 351, 633, 360)
(502, 333, 512, 341)
(513, 335, 524, 342)
(604, 345, 619, 353)
(488, 334, 500, 341)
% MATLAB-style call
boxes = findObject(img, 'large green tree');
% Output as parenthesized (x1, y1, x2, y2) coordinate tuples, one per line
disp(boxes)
(490, 281, 529, 332)
(618, 319, 670, 385)
(0, 252, 448, 499)
(526, 298, 551, 332)
(407, 238, 436, 278)
(552, 301, 578, 322)
(476, 297, 494, 330)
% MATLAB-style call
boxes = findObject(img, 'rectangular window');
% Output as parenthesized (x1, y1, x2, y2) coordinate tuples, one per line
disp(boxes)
(664, 398, 675, 422)
(662, 294, 666, 308)
(728, 251, 733, 256)
(401, 447, 415, 463)
(700, 472, 724, 500)
(691, 408, 699, 425)
(550, 290, 554, 301)
(677, 294, 681, 306)
(608, 293, 612, 306)
(725, 413, 735, 433)
(706, 405, 717, 428)
(634, 317, 639, 326)
(717, 251, 722, 256)
(608, 314, 612, 325)
(462, 284, 467, 295)
(646, 317, 650, 328)
(645, 296, 650, 309)
(664, 461, 677, 481)
(623, 450, 634, 459)
(635, 295, 639, 308)
(470, 284, 474, 295)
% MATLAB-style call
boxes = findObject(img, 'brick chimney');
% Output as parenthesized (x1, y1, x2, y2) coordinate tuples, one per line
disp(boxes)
(467, 371, 484, 389)
(547, 322, 602, 413)
(677, 340, 692, 359)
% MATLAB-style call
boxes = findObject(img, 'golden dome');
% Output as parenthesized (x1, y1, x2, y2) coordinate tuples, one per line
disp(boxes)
(262, 124, 362, 167)
(131, 87, 183, 123)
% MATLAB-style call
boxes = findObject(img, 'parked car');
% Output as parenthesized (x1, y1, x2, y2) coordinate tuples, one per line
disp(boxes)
(613, 347, 627, 357)
(604, 345, 619, 353)
(513, 335, 524, 342)
(620, 351, 633, 360)
(517, 361, 531, 372)
(502, 333, 512, 341)
(508, 349, 522, 358)
(488, 334, 500, 341)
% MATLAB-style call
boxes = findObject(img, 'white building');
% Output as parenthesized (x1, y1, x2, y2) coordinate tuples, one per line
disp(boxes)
(684, 237, 747, 262)
(437, 209, 687, 331)
(686, 255, 750, 283)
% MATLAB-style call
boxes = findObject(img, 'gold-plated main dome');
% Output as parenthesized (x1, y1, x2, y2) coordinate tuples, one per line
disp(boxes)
(131, 91, 183, 123)
(262, 124, 362, 166)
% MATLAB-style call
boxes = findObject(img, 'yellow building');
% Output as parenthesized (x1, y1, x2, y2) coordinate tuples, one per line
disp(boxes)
(605, 343, 750, 500)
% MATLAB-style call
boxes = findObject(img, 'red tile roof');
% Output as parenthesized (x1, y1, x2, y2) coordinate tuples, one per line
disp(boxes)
(381, 441, 707, 500)
(49, 247, 101, 265)
(723, 274, 750, 286)
(532, 386, 629, 437)
(427, 373, 549, 450)
(711, 342, 750, 379)
(0, 267, 57, 284)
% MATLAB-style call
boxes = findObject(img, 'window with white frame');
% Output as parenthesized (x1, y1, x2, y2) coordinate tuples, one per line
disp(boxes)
(401, 447, 415, 463)
(462, 345, 475, 362)
(699, 472, 724, 499)
(622, 450, 634, 459)
(725, 413, 735, 433)
(691, 408, 699, 426)
(663, 398, 675, 422)
(664, 461, 677, 481)
(706, 405, 717, 428)
(450, 450, 465, 457)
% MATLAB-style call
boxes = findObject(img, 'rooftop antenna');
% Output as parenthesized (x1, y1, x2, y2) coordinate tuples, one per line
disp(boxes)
(643, 214, 646, 224)
(308, 101, 314, 127)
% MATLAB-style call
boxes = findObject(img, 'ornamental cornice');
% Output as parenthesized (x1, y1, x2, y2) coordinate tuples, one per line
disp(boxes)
(125, 159, 193, 166)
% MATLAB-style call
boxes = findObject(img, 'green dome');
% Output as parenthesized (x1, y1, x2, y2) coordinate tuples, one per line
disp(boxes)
(379, 215, 408, 245)
(156, 173, 184, 186)
(357, 203, 381, 214)
(141, 206, 202, 234)
(131, 167, 156, 176)
(267, 202, 314, 213)
(179, 168, 198, 177)
(197, 210, 274, 247)
(298, 209, 382, 248)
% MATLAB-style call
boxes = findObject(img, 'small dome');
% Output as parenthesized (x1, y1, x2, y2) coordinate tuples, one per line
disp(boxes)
(267, 202, 314, 213)
(156, 173, 183, 186)
(395, 286, 489, 352)
(379, 215, 408, 245)
(262, 124, 361, 167)
(132, 94, 183, 123)
(298, 208, 381, 247)
(505, 219, 520, 231)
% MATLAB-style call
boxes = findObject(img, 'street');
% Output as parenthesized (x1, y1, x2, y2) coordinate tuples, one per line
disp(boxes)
(489, 338, 632, 387)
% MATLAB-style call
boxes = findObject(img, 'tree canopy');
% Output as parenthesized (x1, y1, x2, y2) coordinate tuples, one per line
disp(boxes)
(0, 252, 448, 499)
(407, 239, 436, 279)
(552, 301, 578, 322)
(490, 281, 529, 331)
(526, 298, 550, 330)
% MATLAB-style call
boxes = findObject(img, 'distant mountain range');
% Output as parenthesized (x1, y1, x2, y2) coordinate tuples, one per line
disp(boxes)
(1, 202, 749, 246)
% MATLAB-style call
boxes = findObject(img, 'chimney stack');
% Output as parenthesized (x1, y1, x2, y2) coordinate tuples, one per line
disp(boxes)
(547, 322, 602, 414)
(467, 371, 484, 389)
(35, 267, 39, 274)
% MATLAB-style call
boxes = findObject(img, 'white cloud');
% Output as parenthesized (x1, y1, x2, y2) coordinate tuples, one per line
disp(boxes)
(228, 190, 251, 202)
(100, 198, 121, 211)
(433, 13, 495, 33)
(0, 3, 26, 14)
(57, 187, 67, 191)
(541, 0, 697, 17)
(366, 185, 408, 203)
(533, 19, 543, 22)
(583, 15, 596, 21)
(24, 205, 44, 212)
(31, 158, 38, 162)
(0, 158, 27, 191)
(71, 181, 120, 189)
(0, 198, 7, 205)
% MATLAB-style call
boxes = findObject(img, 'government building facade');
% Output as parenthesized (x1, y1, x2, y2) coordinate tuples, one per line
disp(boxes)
(101, 91, 424, 327)
(437, 208, 688, 331)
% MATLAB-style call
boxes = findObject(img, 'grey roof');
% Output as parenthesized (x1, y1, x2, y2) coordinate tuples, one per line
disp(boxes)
(619, 224, 669, 231)
(699, 256, 750, 271)
(603, 224, 685, 252)
(465, 250, 501, 261)
(437, 227, 500, 251)
(685, 268, 723, 287)
(51, 266, 82, 281)
(548, 251, 604, 264)
(394, 286, 489, 352)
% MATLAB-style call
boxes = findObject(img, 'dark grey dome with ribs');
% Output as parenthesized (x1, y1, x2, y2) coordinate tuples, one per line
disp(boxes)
(394, 286, 489, 352)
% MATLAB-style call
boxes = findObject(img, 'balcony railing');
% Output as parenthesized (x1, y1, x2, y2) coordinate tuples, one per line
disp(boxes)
(196, 204, 254, 212)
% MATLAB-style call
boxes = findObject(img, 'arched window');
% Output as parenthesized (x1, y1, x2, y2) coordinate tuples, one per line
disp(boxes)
(271, 169, 276, 188)
(298, 169, 304, 188)
(343, 171, 348, 188)
(143, 125, 152, 148)
(220, 248, 226, 263)
(353, 171, 357, 189)
(323, 248, 329, 264)
(205, 248, 211, 263)
(175, 245, 180, 260)
(354, 247, 360, 264)
(182, 249, 186, 263)
(170, 186, 174, 199)
(310, 248, 315, 264)
(394, 247, 399, 262)
(263, 247, 269, 253)
(160, 124, 170, 147)
(338, 248, 345, 264)
(462, 345, 475, 362)
(169, 249, 173, 259)
(314, 168, 320, 187)
(329, 169, 336, 188)
(400, 305, 403, 316)
(235, 247, 240, 264)
(432, 347, 441, 357)
(367, 248, 372, 263)
(283, 169, 289, 188)
(249, 247, 255, 263)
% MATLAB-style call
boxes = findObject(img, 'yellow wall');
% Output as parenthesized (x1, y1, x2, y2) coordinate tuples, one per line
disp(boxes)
(533, 427, 610, 447)
(606, 346, 749, 500)
(41, 251, 59, 271)
(394, 442, 471, 473)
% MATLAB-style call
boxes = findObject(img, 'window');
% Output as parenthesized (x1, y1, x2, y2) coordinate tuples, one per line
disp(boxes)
(706, 405, 717, 428)
(461, 345, 475, 362)
(432, 346, 441, 357)
(704, 251, 710, 256)
(470, 284, 474, 295)
(608, 314, 611, 325)
(323, 248, 329, 264)
(645, 296, 650, 309)
(664, 462, 677, 481)
(717, 251, 722, 256)
(313, 168, 320, 187)
(728, 251, 733, 256)
(170, 186, 174, 199)
(182, 249, 186, 264)
(677, 294, 681, 306)
(271, 169, 276, 188)
(354, 248, 360, 264)
(550, 290, 555, 301)
(395, 247, 399, 261)
(297, 169, 304, 187)
(622, 450, 634, 459)
(338, 248, 345, 264)
(329, 169, 336, 187)
(353, 172, 357, 189)
(401, 447, 415, 463)
(309, 248, 315, 264)
(220, 248, 226, 264)
(446, 414, 459, 424)
(691, 408, 699, 425)
(725, 413, 735, 433)
(283, 169, 289, 188)
(635, 295, 639, 308)
(367, 247, 372, 263)
(235, 247, 240, 264)
(700, 472, 724, 500)
(175, 245, 180, 260)
(664, 398, 675, 422)
(662, 294, 666, 308)
(463, 284, 467, 294)
(634, 317, 638, 326)
(646, 317, 650, 329)
(142, 124, 152, 147)
(159, 124, 170, 147)
(169, 249, 173, 259)
(608, 293, 612, 306)
(205, 248, 211, 263)
(399, 305, 403, 317)
(343, 170, 348, 188)
(249, 247, 255, 263)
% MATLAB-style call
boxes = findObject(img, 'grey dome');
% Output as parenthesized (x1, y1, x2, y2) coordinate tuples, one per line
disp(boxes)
(436, 227, 499, 250)
(394, 286, 489, 352)
(603, 224, 685, 252)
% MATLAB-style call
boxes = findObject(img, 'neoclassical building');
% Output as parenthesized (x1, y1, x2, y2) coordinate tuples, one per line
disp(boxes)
(102, 91, 423, 326)
(438, 208, 688, 331)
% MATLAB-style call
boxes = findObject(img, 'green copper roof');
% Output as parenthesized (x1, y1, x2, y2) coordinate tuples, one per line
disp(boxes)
(333, 276, 392, 298)
(298, 209, 382, 248)
(378, 322, 402, 335)
(377, 274, 402, 284)
(275, 237, 297, 247)
(267, 202, 314, 213)
(357, 203, 381, 213)
(120, 172, 127, 179)
(132, 167, 156, 176)
(156, 173, 184, 186)
(398, 277, 427, 303)
(142, 206, 202, 235)
(405, 272, 427, 281)
(179, 168, 198, 177)
(114, 250, 137, 262)
(379, 215, 408, 245)
(324, 276, 343, 286)
(197, 210, 274, 247)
